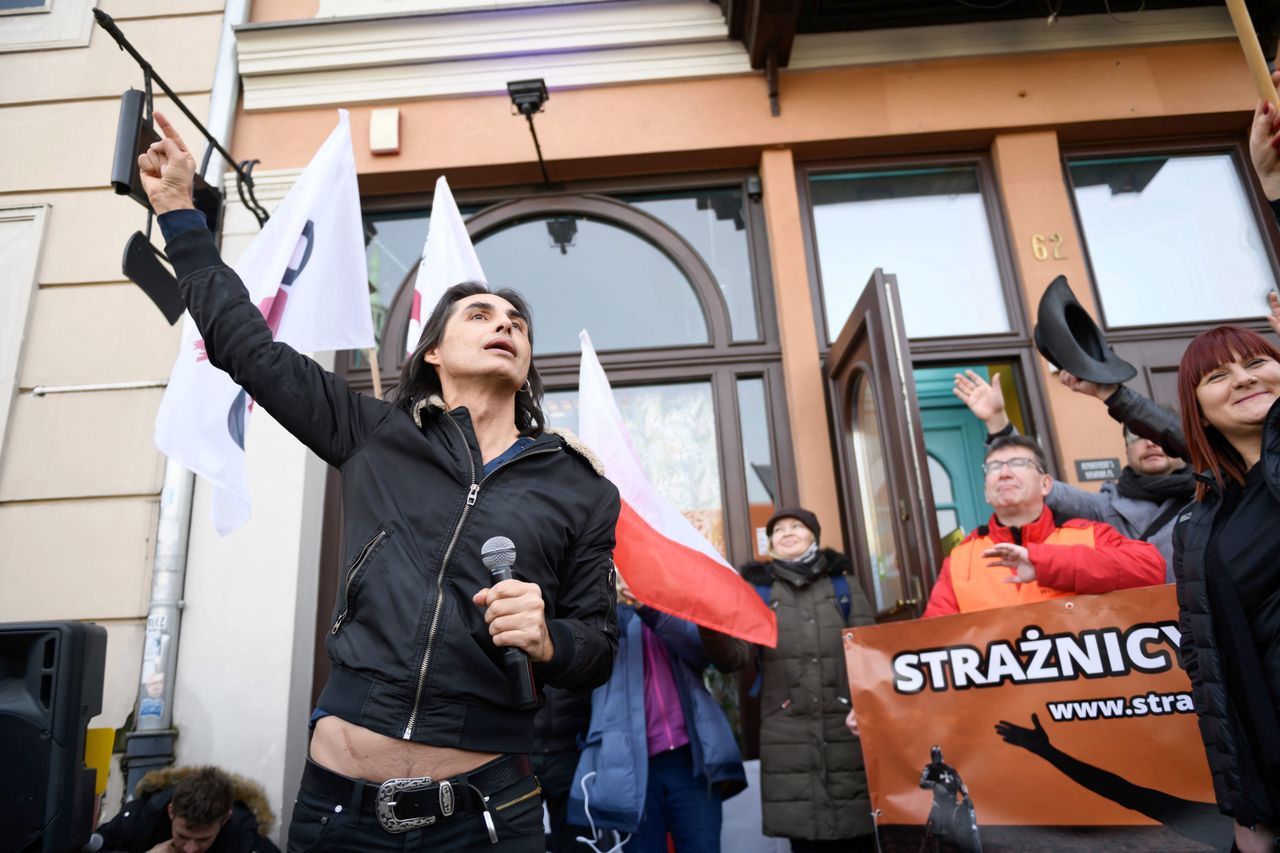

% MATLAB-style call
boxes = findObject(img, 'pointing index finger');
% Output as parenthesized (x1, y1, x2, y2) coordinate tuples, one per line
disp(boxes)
(153, 111, 191, 154)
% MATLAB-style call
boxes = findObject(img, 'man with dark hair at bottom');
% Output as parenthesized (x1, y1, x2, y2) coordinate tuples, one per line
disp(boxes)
(95, 766, 280, 853)
(922, 436, 1165, 617)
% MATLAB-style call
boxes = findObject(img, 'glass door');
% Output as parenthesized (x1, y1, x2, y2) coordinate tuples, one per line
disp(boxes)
(826, 270, 940, 621)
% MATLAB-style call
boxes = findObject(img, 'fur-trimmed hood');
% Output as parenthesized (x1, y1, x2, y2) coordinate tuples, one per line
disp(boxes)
(136, 766, 275, 836)
(412, 394, 606, 477)
(739, 547, 853, 586)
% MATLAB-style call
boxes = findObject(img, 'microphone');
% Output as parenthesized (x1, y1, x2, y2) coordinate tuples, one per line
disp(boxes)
(480, 536, 539, 710)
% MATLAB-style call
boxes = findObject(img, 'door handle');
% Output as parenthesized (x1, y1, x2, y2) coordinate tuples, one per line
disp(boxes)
(885, 597, 918, 616)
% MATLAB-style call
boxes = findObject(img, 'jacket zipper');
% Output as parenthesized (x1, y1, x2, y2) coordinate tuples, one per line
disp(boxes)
(330, 527, 390, 635)
(401, 421, 556, 739)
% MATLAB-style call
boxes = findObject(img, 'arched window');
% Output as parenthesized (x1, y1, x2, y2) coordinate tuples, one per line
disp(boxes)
(377, 195, 735, 362)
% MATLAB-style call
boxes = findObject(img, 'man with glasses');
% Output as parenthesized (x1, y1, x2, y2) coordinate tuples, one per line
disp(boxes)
(922, 436, 1165, 617)
(954, 370, 1192, 577)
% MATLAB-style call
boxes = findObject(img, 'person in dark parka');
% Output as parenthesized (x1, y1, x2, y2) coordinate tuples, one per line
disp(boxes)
(737, 508, 876, 853)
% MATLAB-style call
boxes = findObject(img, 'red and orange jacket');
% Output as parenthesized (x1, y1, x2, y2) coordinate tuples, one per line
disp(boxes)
(922, 508, 1165, 618)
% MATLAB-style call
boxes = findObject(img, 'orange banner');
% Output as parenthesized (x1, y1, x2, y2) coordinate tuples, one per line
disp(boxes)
(844, 585, 1232, 852)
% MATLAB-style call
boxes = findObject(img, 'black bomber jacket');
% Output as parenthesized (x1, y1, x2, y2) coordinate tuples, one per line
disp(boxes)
(167, 227, 620, 754)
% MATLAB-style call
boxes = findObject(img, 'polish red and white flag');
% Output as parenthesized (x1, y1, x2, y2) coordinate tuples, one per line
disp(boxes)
(404, 176, 486, 356)
(577, 331, 777, 647)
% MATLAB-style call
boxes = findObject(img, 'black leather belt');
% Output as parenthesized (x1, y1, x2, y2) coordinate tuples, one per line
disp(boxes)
(301, 753, 534, 835)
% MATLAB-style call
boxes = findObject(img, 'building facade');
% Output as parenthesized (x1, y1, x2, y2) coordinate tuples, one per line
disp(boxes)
(0, 0, 233, 821)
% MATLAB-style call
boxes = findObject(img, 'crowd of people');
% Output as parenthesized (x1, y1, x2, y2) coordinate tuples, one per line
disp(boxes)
(98, 67, 1280, 853)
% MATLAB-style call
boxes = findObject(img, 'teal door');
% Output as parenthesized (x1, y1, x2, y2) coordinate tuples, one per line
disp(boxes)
(913, 366, 993, 535)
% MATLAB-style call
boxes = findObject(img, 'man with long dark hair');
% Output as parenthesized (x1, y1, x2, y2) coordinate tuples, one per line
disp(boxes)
(138, 113, 620, 851)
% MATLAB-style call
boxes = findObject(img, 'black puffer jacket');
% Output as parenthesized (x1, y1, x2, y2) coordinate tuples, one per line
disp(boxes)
(740, 549, 875, 841)
(168, 229, 620, 754)
(96, 767, 279, 852)
(533, 685, 592, 754)
(1105, 385, 1188, 460)
(1172, 400, 1280, 826)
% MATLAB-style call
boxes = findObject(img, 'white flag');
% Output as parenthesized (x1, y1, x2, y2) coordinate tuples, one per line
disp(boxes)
(155, 110, 376, 535)
(404, 176, 486, 356)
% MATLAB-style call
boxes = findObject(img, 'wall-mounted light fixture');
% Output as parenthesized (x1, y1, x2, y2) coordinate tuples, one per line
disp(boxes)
(545, 216, 578, 255)
(507, 79, 551, 185)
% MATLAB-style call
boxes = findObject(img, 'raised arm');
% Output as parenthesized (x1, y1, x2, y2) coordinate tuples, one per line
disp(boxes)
(1055, 370, 1188, 461)
(141, 112, 387, 466)
(638, 607, 709, 669)
(1044, 479, 1112, 523)
(953, 370, 1011, 436)
(1249, 72, 1280, 225)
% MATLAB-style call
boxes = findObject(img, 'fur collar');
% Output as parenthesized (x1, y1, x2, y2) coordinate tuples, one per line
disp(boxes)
(136, 766, 275, 835)
(740, 548, 853, 586)
(545, 426, 605, 476)
(411, 394, 448, 428)
(410, 398, 604, 477)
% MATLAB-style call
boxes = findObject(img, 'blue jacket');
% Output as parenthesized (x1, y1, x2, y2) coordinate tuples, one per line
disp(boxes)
(567, 605, 747, 832)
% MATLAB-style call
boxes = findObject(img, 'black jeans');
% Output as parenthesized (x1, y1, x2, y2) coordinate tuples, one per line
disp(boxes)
(288, 758, 544, 852)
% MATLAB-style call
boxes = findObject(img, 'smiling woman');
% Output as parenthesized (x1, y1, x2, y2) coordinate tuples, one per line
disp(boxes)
(1170, 325, 1280, 853)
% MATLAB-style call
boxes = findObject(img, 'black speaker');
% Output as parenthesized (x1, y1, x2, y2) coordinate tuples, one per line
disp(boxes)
(0, 622, 107, 853)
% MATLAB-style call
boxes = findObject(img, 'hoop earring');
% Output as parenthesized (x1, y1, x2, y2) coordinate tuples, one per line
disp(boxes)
(520, 379, 531, 394)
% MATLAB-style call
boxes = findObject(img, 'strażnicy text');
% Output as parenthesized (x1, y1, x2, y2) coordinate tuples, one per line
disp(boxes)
(892, 622, 1181, 694)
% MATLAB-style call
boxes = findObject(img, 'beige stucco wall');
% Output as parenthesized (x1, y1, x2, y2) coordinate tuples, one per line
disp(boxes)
(0, 0, 225, 817)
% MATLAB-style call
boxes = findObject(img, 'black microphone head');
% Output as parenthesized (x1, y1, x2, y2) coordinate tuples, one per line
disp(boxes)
(481, 536, 517, 573)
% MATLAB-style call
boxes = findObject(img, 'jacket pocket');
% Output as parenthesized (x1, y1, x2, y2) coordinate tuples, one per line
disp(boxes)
(330, 525, 392, 635)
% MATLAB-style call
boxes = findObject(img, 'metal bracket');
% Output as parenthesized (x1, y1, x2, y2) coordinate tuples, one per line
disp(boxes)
(93, 9, 270, 228)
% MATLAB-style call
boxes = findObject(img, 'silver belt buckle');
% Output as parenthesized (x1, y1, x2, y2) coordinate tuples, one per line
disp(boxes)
(375, 775, 436, 833)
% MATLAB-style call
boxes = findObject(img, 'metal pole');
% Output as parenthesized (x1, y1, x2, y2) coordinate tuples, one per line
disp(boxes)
(123, 0, 250, 799)
(30, 379, 166, 396)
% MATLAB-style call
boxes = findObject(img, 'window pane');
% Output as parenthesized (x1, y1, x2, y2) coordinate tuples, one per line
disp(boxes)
(364, 211, 429, 351)
(475, 217, 709, 354)
(0, 0, 47, 10)
(936, 508, 960, 537)
(927, 454, 954, 503)
(1069, 154, 1276, 327)
(850, 372, 902, 612)
(811, 166, 1011, 340)
(737, 377, 776, 559)
(621, 189, 759, 340)
(545, 382, 726, 555)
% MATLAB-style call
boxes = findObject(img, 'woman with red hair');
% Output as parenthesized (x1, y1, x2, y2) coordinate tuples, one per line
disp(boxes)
(1173, 324, 1280, 852)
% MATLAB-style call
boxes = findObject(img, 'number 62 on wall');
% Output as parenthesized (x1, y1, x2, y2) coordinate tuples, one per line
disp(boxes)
(1031, 233, 1067, 261)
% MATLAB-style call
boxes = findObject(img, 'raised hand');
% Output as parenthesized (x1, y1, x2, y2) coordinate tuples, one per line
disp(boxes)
(1056, 369, 1117, 402)
(983, 542, 1036, 584)
(1249, 72, 1280, 203)
(1267, 291, 1280, 339)
(995, 713, 1051, 754)
(952, 370, 1010, 433)
(136, 111, 197, 215)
